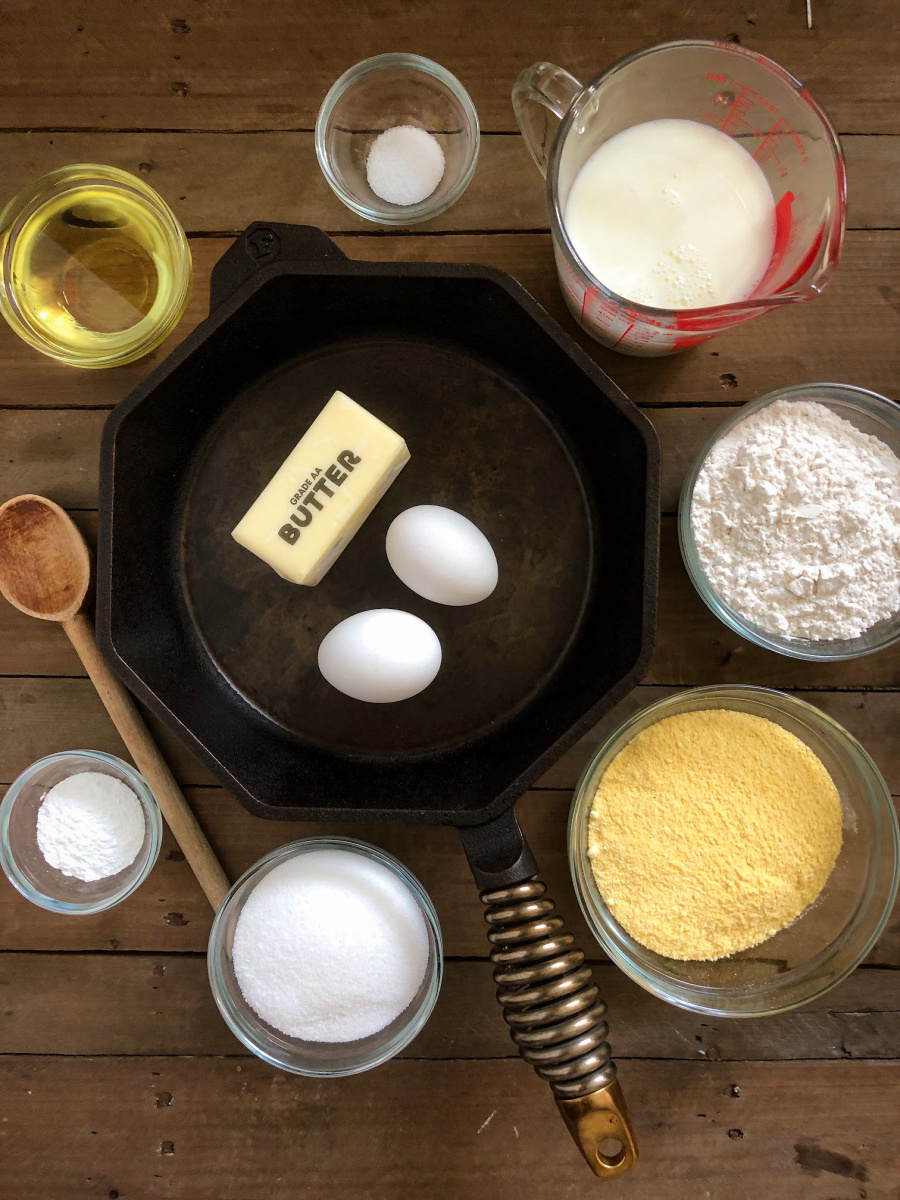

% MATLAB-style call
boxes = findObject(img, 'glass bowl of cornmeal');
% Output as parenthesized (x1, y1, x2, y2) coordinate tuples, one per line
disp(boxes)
(568, 686, 899, 1016)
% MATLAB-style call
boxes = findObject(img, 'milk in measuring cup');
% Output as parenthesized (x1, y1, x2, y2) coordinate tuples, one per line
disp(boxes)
(564, 119, 776, 310)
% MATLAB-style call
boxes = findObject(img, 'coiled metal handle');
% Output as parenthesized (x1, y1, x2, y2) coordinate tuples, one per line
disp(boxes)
(481, 878, 637, 1177)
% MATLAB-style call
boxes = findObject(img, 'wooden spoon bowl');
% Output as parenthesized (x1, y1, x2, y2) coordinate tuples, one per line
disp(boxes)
(0, 494, 91, 622)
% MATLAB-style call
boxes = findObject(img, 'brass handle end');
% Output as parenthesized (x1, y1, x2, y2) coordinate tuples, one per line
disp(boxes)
(556, 1079, 638, 1178)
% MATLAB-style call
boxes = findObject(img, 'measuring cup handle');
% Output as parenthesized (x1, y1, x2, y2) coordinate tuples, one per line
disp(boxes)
(512, 62, 582, 177)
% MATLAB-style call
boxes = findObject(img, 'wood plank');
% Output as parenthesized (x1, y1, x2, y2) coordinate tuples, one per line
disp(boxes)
(1, 0, 897, 133)
(648, 520, 900, 690)
(541, 684, 900, 794)
(1, 784, 897, 966)
(5, 514, 900, 690)
(0, 132, 890, 235)
(0, 1055, 896, 1199)
(0, 403, 732, 518)
(1, 230, 898, 412)
(0, 676, 219, 786)
(2, 953, 898, 1062)
(0, 410, 106, 509)
(3, 678, 900, 796)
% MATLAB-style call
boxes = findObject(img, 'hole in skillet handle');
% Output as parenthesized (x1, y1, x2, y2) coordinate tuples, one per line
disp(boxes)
(208, 222, 349, 311)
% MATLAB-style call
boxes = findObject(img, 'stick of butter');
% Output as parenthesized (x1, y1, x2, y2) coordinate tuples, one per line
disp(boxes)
(232, 391, 409, 586)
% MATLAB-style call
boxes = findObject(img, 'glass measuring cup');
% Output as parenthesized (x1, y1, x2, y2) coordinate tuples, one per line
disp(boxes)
(513, 40, 846, 356)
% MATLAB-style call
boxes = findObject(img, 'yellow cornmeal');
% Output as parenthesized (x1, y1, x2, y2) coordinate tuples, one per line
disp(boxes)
(587, 709, 843, 961)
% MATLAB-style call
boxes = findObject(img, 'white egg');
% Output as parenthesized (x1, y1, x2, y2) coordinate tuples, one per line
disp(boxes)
(386, 505, 498, 606)
(317, 609, 442, 703)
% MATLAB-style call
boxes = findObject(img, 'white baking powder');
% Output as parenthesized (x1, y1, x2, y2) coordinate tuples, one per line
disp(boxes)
(232, 849, 430, 1042)
(36, 771, 146, 882)
(691, 399, 900, 640)
(366, 125, 445, 206)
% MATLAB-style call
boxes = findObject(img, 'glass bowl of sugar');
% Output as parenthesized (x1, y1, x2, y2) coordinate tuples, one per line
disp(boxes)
(0, 750, 162, 914)
(316, 53, 480, 226)
(679, 383, 900, 660)
(208, 837, 443, 1076)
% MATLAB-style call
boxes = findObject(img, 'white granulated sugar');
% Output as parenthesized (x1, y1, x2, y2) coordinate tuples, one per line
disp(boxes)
(366, 125, 445, 206)
(691, 399, 900, 640)
(36, 771, 146, 882)
(232, 849, 430, 1042)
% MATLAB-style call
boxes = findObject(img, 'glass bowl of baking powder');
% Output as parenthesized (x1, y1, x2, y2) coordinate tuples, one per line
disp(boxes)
(0, 750, 162, 914)
(679, 383, 900, 660)
(569, 686, 899, 1016)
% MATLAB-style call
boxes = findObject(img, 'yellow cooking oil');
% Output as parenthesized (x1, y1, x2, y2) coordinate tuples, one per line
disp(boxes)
(0, 166, 191, 367)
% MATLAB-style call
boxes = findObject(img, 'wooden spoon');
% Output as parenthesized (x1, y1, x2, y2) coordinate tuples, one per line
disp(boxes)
(0, 494, 229, 910)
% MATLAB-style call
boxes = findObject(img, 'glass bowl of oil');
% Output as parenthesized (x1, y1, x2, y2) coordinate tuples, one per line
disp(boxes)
(0, 164, 192, 368)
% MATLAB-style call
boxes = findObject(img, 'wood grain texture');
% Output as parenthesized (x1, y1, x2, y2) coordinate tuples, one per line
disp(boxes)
(0, 132, 891, 234)
(0, 1056, 896, 1200)
(4, 516, 900, 688)
(0, 403, 733, 517)
(8, 400, 866, 518)
(62, 612, 229, 909)
(2, 954, 898, 1061)
(0, 0, 897, 133)
(1, 230, 898, 411)
(3, 678, 900, 795)
(1, 3, 898, 1194)
(2, 784, 897, 964)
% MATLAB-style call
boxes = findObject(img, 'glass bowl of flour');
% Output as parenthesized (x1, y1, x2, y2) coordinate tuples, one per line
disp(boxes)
(680, 383, 900, 660)
(0, 750, 162, 914)
(208, 838, 443, 1076)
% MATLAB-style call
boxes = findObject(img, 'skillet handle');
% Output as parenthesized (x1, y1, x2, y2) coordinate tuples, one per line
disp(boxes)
(480, 878, 638, 1178)
(459, 815, 637, 1176)
(209, 222, 348, 310)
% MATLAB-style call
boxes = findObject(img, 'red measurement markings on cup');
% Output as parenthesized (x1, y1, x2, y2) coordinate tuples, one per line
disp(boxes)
(754, 115, 791, 179)
(719, 85, 754, 135)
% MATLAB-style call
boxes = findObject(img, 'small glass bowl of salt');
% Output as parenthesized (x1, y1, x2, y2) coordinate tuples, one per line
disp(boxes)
(316, 53, 480, 226)
(208, 837, 443, 1076)
(0, 750, 162, 914)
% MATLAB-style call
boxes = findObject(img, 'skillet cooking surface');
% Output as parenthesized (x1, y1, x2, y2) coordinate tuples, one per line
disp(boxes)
(182, 336, 593, 756)
(98, 228, 658, 822)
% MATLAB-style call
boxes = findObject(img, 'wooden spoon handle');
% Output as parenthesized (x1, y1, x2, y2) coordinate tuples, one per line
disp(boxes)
(63, 611, 230, 910)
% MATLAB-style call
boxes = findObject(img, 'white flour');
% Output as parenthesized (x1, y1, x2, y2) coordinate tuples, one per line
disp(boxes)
(36, 770, 146, 882)
(690, 399, 900, 640)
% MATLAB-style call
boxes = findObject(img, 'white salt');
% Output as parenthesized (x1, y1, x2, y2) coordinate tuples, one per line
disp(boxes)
(36, 771, 146, 882)
(231, 849, 430, 1042)
(366, 125, 445, 206)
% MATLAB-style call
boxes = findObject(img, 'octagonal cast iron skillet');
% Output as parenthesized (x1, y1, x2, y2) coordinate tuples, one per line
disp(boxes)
(98, 223, 659, 1176)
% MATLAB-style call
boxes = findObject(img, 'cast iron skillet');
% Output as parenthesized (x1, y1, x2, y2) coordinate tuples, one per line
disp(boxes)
(98, 224, 659, 1175)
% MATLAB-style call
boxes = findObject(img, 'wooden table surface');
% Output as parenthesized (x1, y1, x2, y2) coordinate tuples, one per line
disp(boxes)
(1, 2, 898, 1197)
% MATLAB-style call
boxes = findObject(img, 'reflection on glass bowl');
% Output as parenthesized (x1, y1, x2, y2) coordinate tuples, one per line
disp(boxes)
(569, 686, 899, 1016)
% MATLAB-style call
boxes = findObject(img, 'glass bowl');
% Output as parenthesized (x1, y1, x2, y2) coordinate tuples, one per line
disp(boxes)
(316, 53, 479, 225)
(679, 383, 900, 660)
(208, 837, 443, 1075)
(569, 686, 899, 1016)
(0, 750, 163, 914)
(0, 163, 192, 368)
